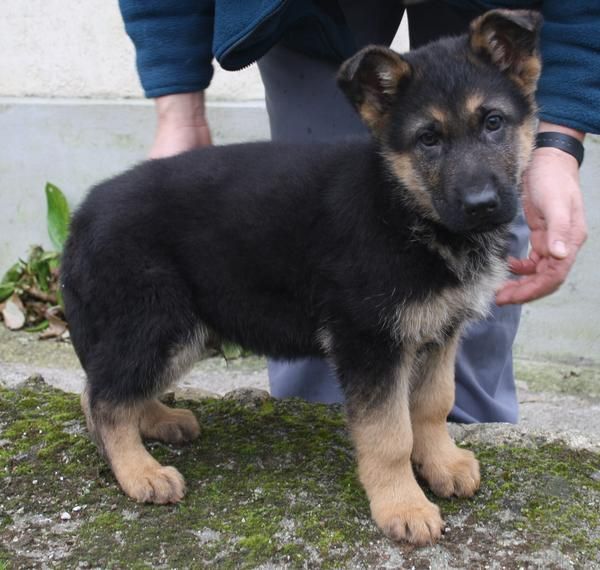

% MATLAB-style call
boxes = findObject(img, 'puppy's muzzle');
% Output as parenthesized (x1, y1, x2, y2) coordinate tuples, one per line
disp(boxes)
(463, 184, 499, 218)
(458, 183, 517, 232)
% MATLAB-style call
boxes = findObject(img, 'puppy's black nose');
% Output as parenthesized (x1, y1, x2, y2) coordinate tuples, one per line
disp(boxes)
(463, 187, 499, 219)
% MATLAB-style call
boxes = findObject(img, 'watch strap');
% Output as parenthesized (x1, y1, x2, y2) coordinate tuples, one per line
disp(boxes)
(535, 131, 584, 167)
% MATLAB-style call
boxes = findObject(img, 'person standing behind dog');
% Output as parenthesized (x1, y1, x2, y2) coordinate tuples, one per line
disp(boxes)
(117, 0, 599, 423)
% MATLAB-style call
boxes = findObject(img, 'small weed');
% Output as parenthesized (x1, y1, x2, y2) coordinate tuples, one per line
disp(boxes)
(0, 183, 69, 337)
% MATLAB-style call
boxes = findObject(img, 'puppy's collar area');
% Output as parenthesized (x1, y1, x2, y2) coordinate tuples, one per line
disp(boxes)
(409, 221, 507, 281)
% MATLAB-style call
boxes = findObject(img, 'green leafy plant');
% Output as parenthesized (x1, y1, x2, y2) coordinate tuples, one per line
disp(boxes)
(0, 183, 69, 336)
(45, 182, 70, 252)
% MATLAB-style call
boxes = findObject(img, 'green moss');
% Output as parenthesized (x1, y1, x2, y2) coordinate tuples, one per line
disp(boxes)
(1, 381, 599, 568)
(432, 442, 600, 564)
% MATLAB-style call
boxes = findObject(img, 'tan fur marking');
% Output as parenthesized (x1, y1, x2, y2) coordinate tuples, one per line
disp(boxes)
(469, 20, 492, 54)
(429, 106, 448, 126)
(349, 360, 444, 545)
(139, 399, 200, 444)
(384, 152, 438, 219)
(359, 103, 384, 132)
(465, 93, 485, 115)
(386, 251, 507, 345)
(517, 118, 537, 178)
(379, 56, 412, 94)
(511, 55, 541, 98)
(410, 336, 480, 498)
(90, 401, 186, 504)
(351, 51, 411, 133)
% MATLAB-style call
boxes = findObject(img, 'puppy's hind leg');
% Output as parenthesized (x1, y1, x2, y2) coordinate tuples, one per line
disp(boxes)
(137, 327, 208, 444)
(81, 326, 208, 504)
(139, 399, 200, 445)
(88, 396, 186, 504)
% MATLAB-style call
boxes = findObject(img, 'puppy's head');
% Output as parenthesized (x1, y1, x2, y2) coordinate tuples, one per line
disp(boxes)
(338, 9, 542, 233)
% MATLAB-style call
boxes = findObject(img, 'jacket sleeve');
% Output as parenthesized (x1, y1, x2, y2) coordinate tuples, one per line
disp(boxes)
(118, 0, 215, 98)
(537, 1, 600, 134)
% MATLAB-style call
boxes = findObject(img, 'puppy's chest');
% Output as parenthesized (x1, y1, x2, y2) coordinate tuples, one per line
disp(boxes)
(385, 255, 507, 346)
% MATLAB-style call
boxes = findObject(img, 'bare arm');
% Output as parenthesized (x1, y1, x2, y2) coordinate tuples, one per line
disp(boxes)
(149, 92, 212, 159)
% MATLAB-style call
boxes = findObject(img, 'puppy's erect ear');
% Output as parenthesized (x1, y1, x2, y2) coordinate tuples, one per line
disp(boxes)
(469, 9, 542, 96)
(337, 45, 412, 132)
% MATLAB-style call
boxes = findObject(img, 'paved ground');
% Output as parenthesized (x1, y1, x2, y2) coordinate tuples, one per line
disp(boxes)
(1, 327, 599, 447)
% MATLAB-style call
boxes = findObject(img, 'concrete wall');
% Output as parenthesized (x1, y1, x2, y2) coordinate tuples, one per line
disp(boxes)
(1, 2, 598, 366)
(0, 0, 266, 102)
(1, 0, 408, 101)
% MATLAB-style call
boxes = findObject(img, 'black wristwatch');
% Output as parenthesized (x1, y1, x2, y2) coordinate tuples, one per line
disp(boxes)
(535, 132, 584, 167)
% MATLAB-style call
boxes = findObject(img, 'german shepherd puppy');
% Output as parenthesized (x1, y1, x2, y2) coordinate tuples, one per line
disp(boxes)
(61, 10, 541, 546)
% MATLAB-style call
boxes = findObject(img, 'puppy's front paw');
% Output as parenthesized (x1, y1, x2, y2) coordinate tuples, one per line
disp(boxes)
(416, 447, 480, 498)
(372, 498, 444, 546)
(119, 464, 186, 504)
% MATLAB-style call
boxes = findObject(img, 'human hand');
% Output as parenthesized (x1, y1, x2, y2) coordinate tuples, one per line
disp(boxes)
(496, 127, 587, 305)
(149, 92, 212, 159)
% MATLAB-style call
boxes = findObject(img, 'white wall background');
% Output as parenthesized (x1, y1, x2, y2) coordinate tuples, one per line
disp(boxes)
(0, 0, 265, 101)
(0, 0, 409, 101)
(1, 1, 597, 366)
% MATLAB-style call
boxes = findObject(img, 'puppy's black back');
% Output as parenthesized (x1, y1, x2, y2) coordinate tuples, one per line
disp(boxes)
(62, 140, 458, 404)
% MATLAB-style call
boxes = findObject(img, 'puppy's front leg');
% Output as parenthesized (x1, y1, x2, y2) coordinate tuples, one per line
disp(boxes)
(344, 358, 444, 546)
(410, 335, 480, 498)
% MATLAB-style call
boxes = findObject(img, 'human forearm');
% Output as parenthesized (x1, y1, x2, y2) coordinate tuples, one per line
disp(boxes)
(150, 92, 212, 158)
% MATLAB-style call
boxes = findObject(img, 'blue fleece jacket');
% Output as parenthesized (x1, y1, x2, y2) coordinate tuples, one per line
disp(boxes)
(118, 0, 600, 134)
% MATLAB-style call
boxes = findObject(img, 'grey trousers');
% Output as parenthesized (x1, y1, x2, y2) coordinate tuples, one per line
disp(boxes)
(256, 5, 528, 423)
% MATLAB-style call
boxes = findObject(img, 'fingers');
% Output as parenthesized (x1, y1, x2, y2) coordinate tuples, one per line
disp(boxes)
(543, 202, 572, 259)
(507, 255, 537, 276)
(544, 184, 587, 260)
(496, 254, 574, 305)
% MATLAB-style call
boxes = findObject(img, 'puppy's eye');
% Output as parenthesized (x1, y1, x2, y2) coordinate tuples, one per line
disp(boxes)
(419, 131, 440, 147)
(484, 114, 504, 132)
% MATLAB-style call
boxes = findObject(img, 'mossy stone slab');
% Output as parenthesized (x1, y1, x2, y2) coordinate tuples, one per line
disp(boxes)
(1, 379, 599, 569)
